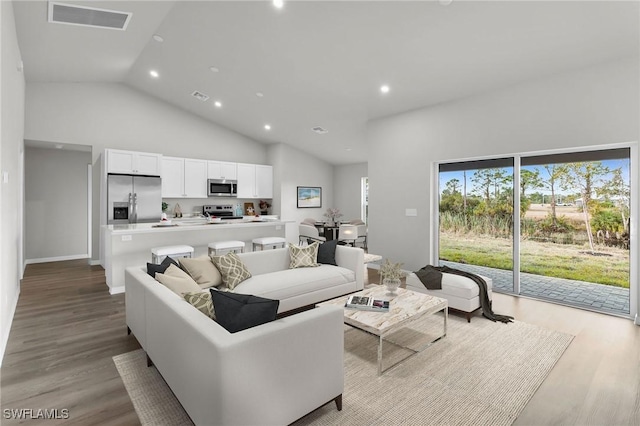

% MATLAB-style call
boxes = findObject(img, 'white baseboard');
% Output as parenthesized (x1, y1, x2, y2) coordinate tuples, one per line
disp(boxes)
(0, 288, 20, 367)
(89, 259, 101, 266)
(109, 286, 125, 295)
(25, 254, 89, 264)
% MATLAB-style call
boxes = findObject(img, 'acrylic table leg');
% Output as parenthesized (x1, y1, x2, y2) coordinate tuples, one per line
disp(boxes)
(378, 335, 383, 376)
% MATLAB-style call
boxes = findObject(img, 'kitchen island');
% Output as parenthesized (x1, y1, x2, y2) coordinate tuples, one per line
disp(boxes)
(103, 218, 288, 294)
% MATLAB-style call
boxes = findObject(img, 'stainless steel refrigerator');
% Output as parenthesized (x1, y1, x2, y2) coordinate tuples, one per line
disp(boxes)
(107, 174, 162, 224)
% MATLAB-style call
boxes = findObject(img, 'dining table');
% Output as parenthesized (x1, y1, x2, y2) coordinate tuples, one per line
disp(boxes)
(314, 222, 343, 240)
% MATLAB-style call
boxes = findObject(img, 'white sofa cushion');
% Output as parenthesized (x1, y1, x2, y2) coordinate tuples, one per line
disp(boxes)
(234, 265, 355, 301)
(434, 272, 493, 299)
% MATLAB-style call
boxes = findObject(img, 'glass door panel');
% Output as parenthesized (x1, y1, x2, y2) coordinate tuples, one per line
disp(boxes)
(438, 158, 515, 293)
(520, 148, 631, 314)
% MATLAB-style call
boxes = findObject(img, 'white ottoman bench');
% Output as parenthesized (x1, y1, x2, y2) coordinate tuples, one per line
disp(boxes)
(406, 271, 493, 322)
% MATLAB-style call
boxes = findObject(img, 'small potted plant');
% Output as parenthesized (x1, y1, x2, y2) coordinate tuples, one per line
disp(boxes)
(379, 259, 405, 296)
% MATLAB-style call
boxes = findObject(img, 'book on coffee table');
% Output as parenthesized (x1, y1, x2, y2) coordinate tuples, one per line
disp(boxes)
(345, 295, 390, 312)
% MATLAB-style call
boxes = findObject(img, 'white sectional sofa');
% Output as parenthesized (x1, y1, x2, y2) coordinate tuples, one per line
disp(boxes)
(124, 245, 364, 425)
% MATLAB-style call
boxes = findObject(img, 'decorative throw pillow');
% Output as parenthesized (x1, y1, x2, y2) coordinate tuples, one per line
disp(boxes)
(155, 264, 201, 296)
(289, 242, 320, 269)
(184, 291, 216, 319)
(317, 239, 339, 266)
(210, 252, 252, 291)
(146, 256, 179, 277)
(179, 256, 223, 289)
(209, 290, 279, 333)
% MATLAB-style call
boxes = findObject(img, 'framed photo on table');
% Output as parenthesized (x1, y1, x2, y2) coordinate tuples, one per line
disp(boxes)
(297, 186, 322, 208)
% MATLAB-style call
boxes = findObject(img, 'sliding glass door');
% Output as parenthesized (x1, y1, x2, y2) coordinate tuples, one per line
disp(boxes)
(438, 147, 632, 316)
(438, 158, 515, 293)
(520, 148, 631, 315)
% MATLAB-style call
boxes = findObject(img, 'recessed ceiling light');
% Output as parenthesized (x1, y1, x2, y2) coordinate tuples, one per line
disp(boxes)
(380, 85, 390, 94)
(55, 144, 64, 149)
(273, 0, 284, 9)
(264, 124, 272, 131)
(152, 34, 164, 42)
(209, 66, 219, 73)
(256, 92, 264, 98)
(149, 70, 159, 78)
(214, 101, 222, 108)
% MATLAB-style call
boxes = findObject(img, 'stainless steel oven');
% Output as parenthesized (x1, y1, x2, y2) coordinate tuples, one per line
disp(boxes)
(207, 179, 237, 197)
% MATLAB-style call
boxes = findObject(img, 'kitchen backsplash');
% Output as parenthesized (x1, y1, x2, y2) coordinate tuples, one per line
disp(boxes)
(162, 198, 273, 218)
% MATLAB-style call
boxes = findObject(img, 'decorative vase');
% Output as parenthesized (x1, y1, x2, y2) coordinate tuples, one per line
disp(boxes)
(383, 277, 401, 296)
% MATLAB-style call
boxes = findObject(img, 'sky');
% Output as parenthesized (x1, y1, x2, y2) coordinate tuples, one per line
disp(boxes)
(439, 159, 630, 197)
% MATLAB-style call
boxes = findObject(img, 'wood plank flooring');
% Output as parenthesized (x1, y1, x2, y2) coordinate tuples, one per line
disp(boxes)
(2, 261, 639, 425)
(1, 260, 141, 425)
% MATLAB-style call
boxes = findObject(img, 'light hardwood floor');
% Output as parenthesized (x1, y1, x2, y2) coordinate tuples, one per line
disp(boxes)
(2, 261, 639, 425)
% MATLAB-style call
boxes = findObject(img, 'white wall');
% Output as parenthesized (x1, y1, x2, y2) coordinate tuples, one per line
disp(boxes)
(334, 162, 368, 222)
(24, 82, 269, 262)
(1, 0, 26, 365)
(367, 57, 639, 316)
(268, 143, 334, 244)
(24, 147, 91, 262)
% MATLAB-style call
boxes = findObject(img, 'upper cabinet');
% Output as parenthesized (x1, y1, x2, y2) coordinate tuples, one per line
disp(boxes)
(162, 157, 208, 198)
(207, 161, 237, 180)
(107, 149, 161, 176)
(237, 163, 273, 199)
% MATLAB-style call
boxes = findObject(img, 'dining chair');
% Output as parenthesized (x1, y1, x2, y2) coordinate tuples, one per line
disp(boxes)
(349, 220, 367, 249)
(299, 224, 327, 245)
(337, 224, 358, 246)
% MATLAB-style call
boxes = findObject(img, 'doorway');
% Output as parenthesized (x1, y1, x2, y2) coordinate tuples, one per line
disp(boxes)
(24, 142, 92, 263)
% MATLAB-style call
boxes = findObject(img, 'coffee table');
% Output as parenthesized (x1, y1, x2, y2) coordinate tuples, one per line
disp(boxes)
(318, 286, 447, 375)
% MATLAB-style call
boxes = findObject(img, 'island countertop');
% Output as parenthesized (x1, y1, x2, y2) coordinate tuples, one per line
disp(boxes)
(102, 218, 290, 294)
(105, 218, 290, 234)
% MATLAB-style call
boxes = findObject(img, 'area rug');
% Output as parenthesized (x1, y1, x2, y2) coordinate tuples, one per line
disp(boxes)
(114, 315, 572, 426)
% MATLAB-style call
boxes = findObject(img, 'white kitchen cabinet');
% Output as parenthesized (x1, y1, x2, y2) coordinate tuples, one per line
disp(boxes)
(207, 161, 237, 180)
(255, 165, 273, 198)
(237, 163, 273, 199)
(107, 149, 161, 176)
(162, 157, 208, 198)
(161, 157, 184, 198)
(184, 158, 208, 198)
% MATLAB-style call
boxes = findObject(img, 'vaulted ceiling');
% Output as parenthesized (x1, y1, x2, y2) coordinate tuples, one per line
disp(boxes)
(13, 1, 640, 164)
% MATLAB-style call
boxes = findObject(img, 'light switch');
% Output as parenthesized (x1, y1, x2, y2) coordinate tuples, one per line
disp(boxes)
(405, 208, 418, 217)
(2, 172, 8, 183)
(121, 235, 132, 241)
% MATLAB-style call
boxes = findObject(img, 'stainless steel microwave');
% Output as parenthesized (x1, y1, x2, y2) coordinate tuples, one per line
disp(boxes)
(207, 179, 237, 197)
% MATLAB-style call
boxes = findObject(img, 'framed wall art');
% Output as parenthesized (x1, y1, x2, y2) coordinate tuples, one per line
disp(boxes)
(297, 186, 322, 208)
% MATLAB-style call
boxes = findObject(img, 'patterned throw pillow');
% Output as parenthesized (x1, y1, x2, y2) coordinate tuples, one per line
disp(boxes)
(184, 292, 216, 319)
(289, 242, 320, 269)
(210, 252, 252, 291)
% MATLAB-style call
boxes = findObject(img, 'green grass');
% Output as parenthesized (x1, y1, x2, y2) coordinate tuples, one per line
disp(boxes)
(440, 233, 630, 288)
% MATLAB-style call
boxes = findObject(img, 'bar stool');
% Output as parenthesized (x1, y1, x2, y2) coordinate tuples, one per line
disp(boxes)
(252, 237, 286, 251)
(208, 240, 245, 256)
(150, 245, 194, 264)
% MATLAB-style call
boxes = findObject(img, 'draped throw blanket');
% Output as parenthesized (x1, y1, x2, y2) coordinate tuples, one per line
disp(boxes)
(414, 265, 514, 323)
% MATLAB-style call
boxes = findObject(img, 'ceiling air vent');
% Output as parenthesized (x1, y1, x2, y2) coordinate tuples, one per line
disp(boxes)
(48, 2, 132, 31)
(312, 126, 328, 134)
(191, 91, 210, 102)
